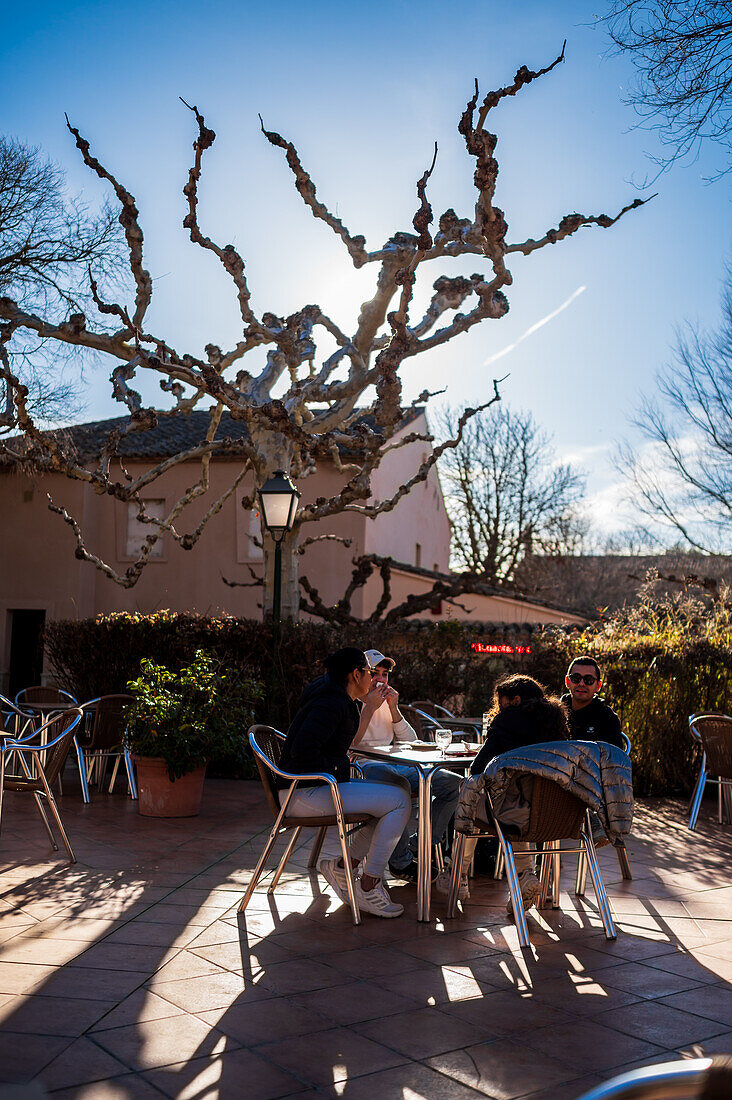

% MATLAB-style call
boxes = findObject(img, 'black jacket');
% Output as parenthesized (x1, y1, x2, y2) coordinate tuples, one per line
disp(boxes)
(470, 699, 569, 776)
(277, 674, 361, 789)
(561, 694, 625, 751)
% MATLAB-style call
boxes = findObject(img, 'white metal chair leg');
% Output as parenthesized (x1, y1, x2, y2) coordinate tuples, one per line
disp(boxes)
(330, 786, 361, 926)
(123, 748, 138, 799)
(551, 843, 561, 907)
(307, 826, 327, 868)
(239, 784, 297, 913)
(109, 756, 120, 794)
(495, 824, 529, 948)
(538, 841, 553, 908)
(32, 792, 58, 849)
(37, 768, 76, 864)
(269, 826, 302, 893)
(581, 827, 616, 939)
(575, 849, 588, 896)
(446, 831, 466, 918)
(494, 846, 505, 879)
(688, 759, 706, 813)
(74, 738, 90, 803)
(434, 843, 445, 873)
(689, 765, 707, 830)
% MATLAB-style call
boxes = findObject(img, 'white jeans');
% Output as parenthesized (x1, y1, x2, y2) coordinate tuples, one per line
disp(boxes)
(279, 779, 411, 879)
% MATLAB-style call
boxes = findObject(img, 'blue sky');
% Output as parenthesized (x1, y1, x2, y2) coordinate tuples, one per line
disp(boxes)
(3, 0, 730, 538)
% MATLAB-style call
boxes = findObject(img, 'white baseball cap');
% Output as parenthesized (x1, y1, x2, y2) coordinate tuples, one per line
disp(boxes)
(364, 648, 396, 671)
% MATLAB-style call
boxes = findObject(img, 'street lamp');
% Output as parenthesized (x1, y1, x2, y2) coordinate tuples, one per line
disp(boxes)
(257, 469, 301, 626)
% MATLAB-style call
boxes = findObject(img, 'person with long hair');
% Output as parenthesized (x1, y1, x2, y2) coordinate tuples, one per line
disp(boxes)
(437, 674, 569, 914)
(278, 647, 411, 918)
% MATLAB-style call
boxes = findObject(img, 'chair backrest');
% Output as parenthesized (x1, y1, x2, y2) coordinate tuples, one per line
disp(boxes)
(249, 724, 286, 817)
(689, 714, 732, 780)
(524, 775, 588, 843)
(37, 709, 83, 786)
(84, 695, 134, 750)
(15, 686, 77, 707)
(411, 700, 455, 720)
(400, 705, 426, 739)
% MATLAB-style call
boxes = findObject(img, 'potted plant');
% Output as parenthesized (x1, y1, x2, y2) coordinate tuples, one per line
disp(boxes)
(125, 649, 261, 817)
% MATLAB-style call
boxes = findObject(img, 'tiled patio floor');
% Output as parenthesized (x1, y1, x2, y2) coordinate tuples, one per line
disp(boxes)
(0, 776, 730, 1098)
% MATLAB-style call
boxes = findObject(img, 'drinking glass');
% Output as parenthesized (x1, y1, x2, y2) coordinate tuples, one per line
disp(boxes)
(434, 729, 452, 753)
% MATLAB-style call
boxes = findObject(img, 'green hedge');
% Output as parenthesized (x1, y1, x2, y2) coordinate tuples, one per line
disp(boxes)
(44, 591, 732, 795)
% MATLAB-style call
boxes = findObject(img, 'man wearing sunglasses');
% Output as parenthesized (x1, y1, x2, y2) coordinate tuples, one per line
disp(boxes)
(562, 656, 625, 750)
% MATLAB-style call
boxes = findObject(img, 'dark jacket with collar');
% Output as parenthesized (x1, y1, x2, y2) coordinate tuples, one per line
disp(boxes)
(470, 698, 569, 776)
(561, 694, 625, 750)
(277, 674, 361, 789)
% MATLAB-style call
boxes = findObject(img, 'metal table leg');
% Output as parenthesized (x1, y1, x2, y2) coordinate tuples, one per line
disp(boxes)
(416, 766, 436, 922)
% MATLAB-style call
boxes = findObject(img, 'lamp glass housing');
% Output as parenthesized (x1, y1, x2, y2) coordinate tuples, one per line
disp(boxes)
(257, 470, 300, 540)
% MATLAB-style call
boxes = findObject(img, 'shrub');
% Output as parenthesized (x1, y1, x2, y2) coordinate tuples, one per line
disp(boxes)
(125, 649, 264, 780)
(44, 587, 732, 795)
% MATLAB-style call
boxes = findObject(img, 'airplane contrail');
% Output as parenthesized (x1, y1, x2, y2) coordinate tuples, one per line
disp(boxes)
(483, 285, 587, 365)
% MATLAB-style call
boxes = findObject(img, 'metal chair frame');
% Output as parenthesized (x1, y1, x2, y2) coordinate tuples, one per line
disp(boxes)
(447, 776, 617, 948)
(575, 1055, 721, 1099)
(493, 732, 634, 885)
(75, 696, 138, 803)
(410, 701, 456, 720)
(239, 727, 371, 925)
(0, 708, 82, 863)
(688, 713, 732, 830)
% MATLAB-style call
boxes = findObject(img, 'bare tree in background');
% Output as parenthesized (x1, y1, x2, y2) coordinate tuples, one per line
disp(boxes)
(0, 50, 648, 620)
(618, 273, 732, 553)
(0, 136, 125, 428)
(435, 403, 587, 585)
(604, 0, 732, 175)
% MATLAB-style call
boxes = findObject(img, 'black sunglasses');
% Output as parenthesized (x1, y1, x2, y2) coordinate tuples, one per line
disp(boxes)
(568, 672, 598, 686)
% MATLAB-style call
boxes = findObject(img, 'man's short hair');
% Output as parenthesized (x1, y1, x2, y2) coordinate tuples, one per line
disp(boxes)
(567, 656, 601, 680)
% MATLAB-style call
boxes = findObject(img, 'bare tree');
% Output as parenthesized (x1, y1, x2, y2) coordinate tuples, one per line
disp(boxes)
(618, 273, 732, 553)
(434, 403, 587, 584)
(0, 135, 125, 428)
(604, 0, 732, 175)
(0, 51, 648, 620)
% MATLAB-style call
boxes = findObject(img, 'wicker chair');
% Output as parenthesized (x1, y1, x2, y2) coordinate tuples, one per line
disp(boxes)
(239, 725, 374, 925)
(75, 695, 137, 803)
(447, 773, 617, 948)
(0, 708, 82, 863)
(688, 713, 732, 830)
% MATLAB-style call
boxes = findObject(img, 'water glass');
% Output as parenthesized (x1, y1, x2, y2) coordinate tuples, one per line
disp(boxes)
(434, 729, 452, 753)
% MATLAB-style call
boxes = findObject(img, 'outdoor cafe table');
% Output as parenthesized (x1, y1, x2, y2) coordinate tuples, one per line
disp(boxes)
(353, 741, 477, 921)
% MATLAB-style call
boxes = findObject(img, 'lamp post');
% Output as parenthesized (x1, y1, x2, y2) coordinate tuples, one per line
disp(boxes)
(257, 470, 301, 627)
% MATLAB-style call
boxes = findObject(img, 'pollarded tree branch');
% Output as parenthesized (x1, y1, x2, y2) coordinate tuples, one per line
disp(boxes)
(259, 116, 371, 267)
(181, 99, 260, 331)
(65, 115, 152, 329)
(505, 196, 656, 255)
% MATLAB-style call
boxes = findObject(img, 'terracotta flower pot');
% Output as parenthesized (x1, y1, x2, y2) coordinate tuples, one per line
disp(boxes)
(134, 756, 206, 818)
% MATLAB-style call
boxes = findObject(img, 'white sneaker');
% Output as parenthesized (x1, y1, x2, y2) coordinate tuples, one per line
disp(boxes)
(435, 865, 470, 901)
(354, 877, 404, 918)
(506, 868, 541, 917)
(319, 858, 350, 903)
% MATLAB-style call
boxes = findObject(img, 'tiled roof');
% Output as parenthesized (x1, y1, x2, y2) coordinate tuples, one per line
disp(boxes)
(1, 406, 425, 464)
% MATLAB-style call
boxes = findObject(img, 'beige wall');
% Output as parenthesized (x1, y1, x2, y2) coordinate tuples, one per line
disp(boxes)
(0, 411, 580, 689)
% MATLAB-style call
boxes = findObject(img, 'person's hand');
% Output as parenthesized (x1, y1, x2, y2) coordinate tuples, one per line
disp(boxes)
(363, 681, 388, 718)
(386, 686, 401, 720)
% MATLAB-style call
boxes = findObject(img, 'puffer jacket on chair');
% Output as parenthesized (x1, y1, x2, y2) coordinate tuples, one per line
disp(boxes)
(454, 739, 633, 842)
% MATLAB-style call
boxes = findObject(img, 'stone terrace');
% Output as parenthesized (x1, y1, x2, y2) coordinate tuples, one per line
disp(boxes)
(0, 779, 730, 1098)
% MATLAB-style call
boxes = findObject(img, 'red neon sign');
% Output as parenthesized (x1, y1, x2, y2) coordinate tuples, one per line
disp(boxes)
(470, 642, 532, 655)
